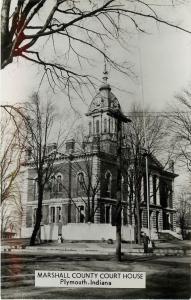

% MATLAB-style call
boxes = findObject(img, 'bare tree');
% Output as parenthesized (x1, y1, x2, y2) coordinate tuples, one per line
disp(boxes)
(1, 1, 190, 96)
(124, 104, 172, 244)
(169, 88, 191, 174)
(1, 186, 23, 237)
(176, 191, 191, 240)
(0, 109, 26, 204)
(21, 93, 64, 245)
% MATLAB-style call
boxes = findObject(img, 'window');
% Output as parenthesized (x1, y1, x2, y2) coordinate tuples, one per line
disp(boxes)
(104, 118, 107, 133)
(153, 176, 157, 204)
(50, 175, 55, 193)
(34, 179, 38, 196)
(33, 208, 37, 225)
(57, 175, 62, 192)
(110, 118, 112, 132)
(105, 171, 112, 196)
(96, 120, 99, 134)
(105, 206, 110, 223)
(57, 206, 61, 222)
(50, 207, 55, 223)
(89, 121, 92, 135)
(78, 172, 84, 185)
(79, 206, 85, 223)
(77, 172, 85, 195)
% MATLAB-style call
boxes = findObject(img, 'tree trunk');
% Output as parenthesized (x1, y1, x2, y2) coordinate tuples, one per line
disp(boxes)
(135, 188, 141, 244)
(91, 196, 95, 223)
(1, 0, 12, 69)
(86, 198, 91, 222)
(116, 188, 122, 261)
(30, 187, 43, 246)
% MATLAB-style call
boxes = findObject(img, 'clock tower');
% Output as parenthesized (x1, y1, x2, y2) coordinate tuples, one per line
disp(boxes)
(86, 68, 123, 155)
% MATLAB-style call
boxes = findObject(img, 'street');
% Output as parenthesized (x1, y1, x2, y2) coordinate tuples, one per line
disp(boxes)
(1, 252, 191, 299)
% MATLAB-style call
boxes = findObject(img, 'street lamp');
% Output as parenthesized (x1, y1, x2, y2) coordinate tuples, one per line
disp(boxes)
(107, 110, 131, 261)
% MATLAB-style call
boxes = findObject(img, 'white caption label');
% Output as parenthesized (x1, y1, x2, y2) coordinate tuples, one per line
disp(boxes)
(35, 271, 146, 288)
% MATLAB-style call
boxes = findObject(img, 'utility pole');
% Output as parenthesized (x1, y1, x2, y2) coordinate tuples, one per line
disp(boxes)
(145, 152, 151, 239)
(108, 110, 131, 261)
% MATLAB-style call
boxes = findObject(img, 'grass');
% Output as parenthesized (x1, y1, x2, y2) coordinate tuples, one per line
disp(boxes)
(1, 253, 191, 299)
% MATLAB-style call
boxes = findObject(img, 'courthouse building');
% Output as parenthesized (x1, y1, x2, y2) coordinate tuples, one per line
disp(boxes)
(20, 74, 178, 241)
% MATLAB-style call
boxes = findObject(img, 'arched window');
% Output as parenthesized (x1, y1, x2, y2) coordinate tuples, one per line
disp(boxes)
(56, 174, 62, 192)
(104, 118, 107, 133)
(96, 120, 99, 134)
(78, 205, 85, 223)
(50, 175, 56, 193)
(56, 206, 62, 222)
(50, 207, 55, 223)
(105, 171, 112, 196)
(77, 172, 85, 195)
(89, 121, 92, 135)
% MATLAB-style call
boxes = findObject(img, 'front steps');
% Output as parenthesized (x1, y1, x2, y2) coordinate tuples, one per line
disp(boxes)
(158, 231, 182, 242)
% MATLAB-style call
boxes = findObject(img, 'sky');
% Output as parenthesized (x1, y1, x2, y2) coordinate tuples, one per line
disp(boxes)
(1, 2, 191, 113)
(1, 0, 191, 188)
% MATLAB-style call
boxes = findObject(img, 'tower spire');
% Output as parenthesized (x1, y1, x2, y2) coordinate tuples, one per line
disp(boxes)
(103, 55, 108, 84)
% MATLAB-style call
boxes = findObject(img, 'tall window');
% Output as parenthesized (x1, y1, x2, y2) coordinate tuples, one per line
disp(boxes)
(56, 206, 61, 222)
(104, 118, 107, 133)
(34, 179, 38, 197)
(89, 121, 92, 135)
(77, 172, 85, 195)
(33, 208, 37, 225)
(57, 175, 62, 192)
(96, 119, 99, 134)
(50, 207, 55, 223)
(105, 206, 110, 223)
(153, 175, 157, 204)
(105, 171, 112, 196)
(50, 175, 55, 193)
(79, 206, 85, 223)
(110, 118, 113, 132)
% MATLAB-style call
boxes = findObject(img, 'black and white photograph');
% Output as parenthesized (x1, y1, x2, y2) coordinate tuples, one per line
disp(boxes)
(1, 1, 191, 299)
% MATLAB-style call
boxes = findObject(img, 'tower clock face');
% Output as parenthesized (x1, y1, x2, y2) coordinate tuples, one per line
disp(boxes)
(93, 97, 101, 109)
(96, 97, 101, 106)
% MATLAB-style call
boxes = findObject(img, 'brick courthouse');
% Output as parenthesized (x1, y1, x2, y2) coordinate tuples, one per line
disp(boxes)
(21, 76, 178, 241)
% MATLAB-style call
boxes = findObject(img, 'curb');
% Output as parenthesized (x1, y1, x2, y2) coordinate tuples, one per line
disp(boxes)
(1, 246, 188, 257)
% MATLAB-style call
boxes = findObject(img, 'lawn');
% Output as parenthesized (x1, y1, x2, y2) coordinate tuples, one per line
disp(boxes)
(1, 253, 190, 299)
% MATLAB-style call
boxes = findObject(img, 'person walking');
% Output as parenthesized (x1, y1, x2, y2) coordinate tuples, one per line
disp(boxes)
(143, 233, 150, 253)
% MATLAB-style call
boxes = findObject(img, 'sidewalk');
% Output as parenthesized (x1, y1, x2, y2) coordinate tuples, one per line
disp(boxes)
(1, 239, 191, 256)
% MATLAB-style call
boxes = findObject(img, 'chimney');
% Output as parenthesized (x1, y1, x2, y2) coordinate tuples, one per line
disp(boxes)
(66, 139, 75, 153)
(46, 143, 57, 155)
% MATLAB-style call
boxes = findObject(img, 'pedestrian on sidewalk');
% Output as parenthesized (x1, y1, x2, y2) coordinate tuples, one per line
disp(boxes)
(143, 233, 150, 253)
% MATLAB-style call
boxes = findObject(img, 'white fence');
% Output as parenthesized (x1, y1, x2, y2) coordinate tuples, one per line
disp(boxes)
(40, 223, 135, 242)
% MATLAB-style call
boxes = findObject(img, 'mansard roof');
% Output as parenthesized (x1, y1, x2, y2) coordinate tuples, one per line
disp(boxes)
(86, 82, 122, 116)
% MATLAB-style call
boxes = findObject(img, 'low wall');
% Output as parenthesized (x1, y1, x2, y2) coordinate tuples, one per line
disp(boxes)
(40, 223, 135, 242)
(21, 227, 33, 238)
(41, 224, 59, 241)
